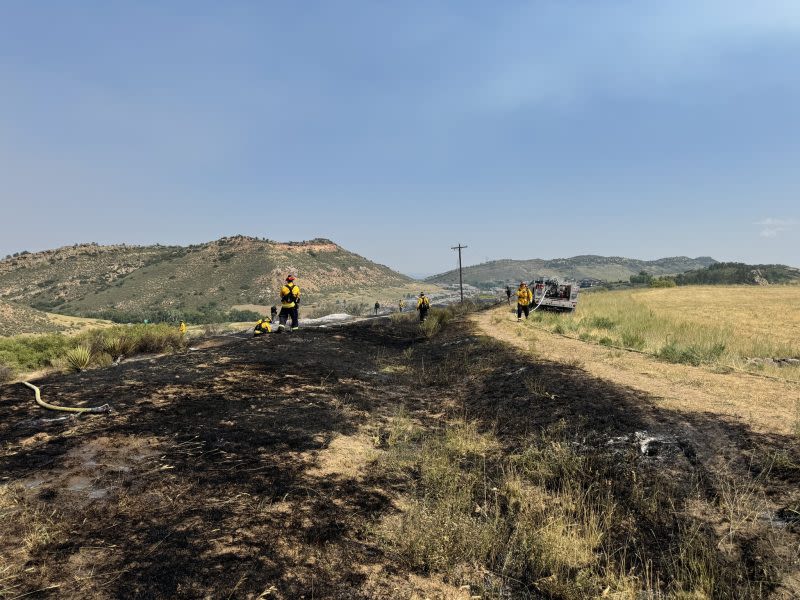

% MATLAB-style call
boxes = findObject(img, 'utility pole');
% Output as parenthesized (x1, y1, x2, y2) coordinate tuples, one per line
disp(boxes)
(451, 244, 467, 304)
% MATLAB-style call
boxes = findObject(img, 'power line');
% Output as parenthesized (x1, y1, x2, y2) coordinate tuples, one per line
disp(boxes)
(451, 244, 467, 304)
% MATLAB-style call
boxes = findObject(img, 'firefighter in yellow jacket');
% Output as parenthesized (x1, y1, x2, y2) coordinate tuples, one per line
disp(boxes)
(253, 317, 272, 337)
(517, 282, 533, 321)
(277, 275, 301, 332)
(417, 292, 430, 322)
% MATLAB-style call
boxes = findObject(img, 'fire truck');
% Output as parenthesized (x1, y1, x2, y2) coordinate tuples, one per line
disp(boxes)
(531, 278, 580, 312)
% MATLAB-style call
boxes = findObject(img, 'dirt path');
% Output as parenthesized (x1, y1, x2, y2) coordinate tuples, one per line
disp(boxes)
(473, 307, 800, 436)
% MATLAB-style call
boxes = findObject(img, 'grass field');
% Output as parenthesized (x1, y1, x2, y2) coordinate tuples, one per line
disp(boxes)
(521, 286, 800, 380)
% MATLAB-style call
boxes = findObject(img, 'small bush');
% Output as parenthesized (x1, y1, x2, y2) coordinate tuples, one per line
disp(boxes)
(649, 277, 677, 288)
(64, 345, 92, 372)
(0, 362, 14, 382)
(599, 336, 614, 346)
(102, 336, 128, 360)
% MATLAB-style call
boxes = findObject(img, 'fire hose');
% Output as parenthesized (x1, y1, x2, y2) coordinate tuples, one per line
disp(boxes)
(21, 381, 111, 414)
(530, 286, 548, 312)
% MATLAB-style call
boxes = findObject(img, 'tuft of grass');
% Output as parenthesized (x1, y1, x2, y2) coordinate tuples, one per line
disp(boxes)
(64, 345, 92, 372)
(588, 316, 616, 330)
(657, 342, 726, 367)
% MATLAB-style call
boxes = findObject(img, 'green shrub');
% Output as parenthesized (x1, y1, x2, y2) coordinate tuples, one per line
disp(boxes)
(101, 335, 128, 360)
(599, 336, 614, 346)
(649, 277, 676, 288)
(64, 345, 92, 372)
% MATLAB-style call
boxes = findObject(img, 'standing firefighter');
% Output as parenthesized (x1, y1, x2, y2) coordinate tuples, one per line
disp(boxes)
(417, 292, 430, 322)
(517, 281, 533, 321)
(179, 320, 187, 336)
(374, 301, 380, 316)
(398, 299, 406, 313)
(505, 286, 512, 304)
(277, 275, 301, 332)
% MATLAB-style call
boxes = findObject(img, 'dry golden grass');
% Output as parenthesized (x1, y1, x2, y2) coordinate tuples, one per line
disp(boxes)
(633, 286, 800, 356)
(519, 285, 800, 381)
(476, 307, 800, 435)
(45, 313, 114, 336)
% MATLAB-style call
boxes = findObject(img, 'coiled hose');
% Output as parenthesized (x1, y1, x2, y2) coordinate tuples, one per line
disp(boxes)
(21, 381, 111, 414)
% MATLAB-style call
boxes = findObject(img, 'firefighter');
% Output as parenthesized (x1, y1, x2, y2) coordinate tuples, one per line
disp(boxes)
(417, 292, 430, 322)
(374, 301, 380, 316)
(179, 321, 187, 336)
(277, 275, 301, 332)
(517, 282, 532, 321)
(253, 317, 272, 337)
(505, 286, 512, 304)
(398, 299, 406, 313)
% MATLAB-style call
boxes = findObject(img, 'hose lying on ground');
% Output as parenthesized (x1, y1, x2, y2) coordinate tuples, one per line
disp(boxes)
(21, 381, 111, 414)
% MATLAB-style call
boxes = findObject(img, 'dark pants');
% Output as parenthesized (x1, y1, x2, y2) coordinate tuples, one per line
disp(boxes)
(279, 306, 299, 330)
(506, 294, 511, 304)
(517, 304, 530, 319)
(419, 308, 428, 322)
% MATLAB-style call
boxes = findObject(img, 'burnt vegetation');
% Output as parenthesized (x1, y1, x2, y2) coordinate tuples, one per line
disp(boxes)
(1, 307, 798, 598)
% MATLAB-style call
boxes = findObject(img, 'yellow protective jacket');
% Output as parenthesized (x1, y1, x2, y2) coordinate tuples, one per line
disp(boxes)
(417, 296, 430, 310)
(280, 283, 300, 308)
(254, 318, 272, 335)
(517, 286, 532, 306)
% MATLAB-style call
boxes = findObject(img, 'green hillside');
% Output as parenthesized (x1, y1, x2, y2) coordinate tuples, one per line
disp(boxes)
(672, 262, 800, 286)
(427, 255, 718, 288)
(0, 236, 413, 322)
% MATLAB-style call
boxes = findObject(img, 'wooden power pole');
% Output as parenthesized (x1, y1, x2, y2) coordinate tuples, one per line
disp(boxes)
(451, 244, 467, 304)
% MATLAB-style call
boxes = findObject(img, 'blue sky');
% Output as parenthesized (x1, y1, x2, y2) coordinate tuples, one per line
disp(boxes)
(1, 1, 798, 275)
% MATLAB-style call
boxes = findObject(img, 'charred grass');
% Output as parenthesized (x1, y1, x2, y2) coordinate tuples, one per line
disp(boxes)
(1, 308, 799, 598)
(372, 318, 800, 598)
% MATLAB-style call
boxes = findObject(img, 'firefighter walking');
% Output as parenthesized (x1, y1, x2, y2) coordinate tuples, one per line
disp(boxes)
(277, 275, 301, 332)
(517, 281, 532, 321)
(417, 292, 430, 322)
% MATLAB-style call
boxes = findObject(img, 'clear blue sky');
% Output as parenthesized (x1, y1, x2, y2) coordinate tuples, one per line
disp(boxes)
(1, 1, 798, 275)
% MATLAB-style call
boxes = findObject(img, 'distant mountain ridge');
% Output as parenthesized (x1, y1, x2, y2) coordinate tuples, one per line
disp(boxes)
(0, 236, 412, 321)
(426, 255, 718, 288)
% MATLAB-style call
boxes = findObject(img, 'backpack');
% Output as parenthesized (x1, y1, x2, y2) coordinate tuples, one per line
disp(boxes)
(281, 283, 297, 304)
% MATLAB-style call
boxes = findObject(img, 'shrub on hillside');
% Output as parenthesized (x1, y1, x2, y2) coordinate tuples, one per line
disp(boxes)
(649, 277, 676, 288)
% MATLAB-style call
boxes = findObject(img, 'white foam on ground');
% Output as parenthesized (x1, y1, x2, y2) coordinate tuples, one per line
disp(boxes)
(300, 313, 356, 326)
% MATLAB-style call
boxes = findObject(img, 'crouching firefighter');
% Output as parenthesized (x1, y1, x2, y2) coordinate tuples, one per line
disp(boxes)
(253, 317, 272, 337)
(278, 275, 301, 332)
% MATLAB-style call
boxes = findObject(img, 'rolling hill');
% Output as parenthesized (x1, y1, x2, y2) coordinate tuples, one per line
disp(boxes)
(0, 300, 62, 336)
(0, 236, 413, 321)
(426, 255, 718, 288)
